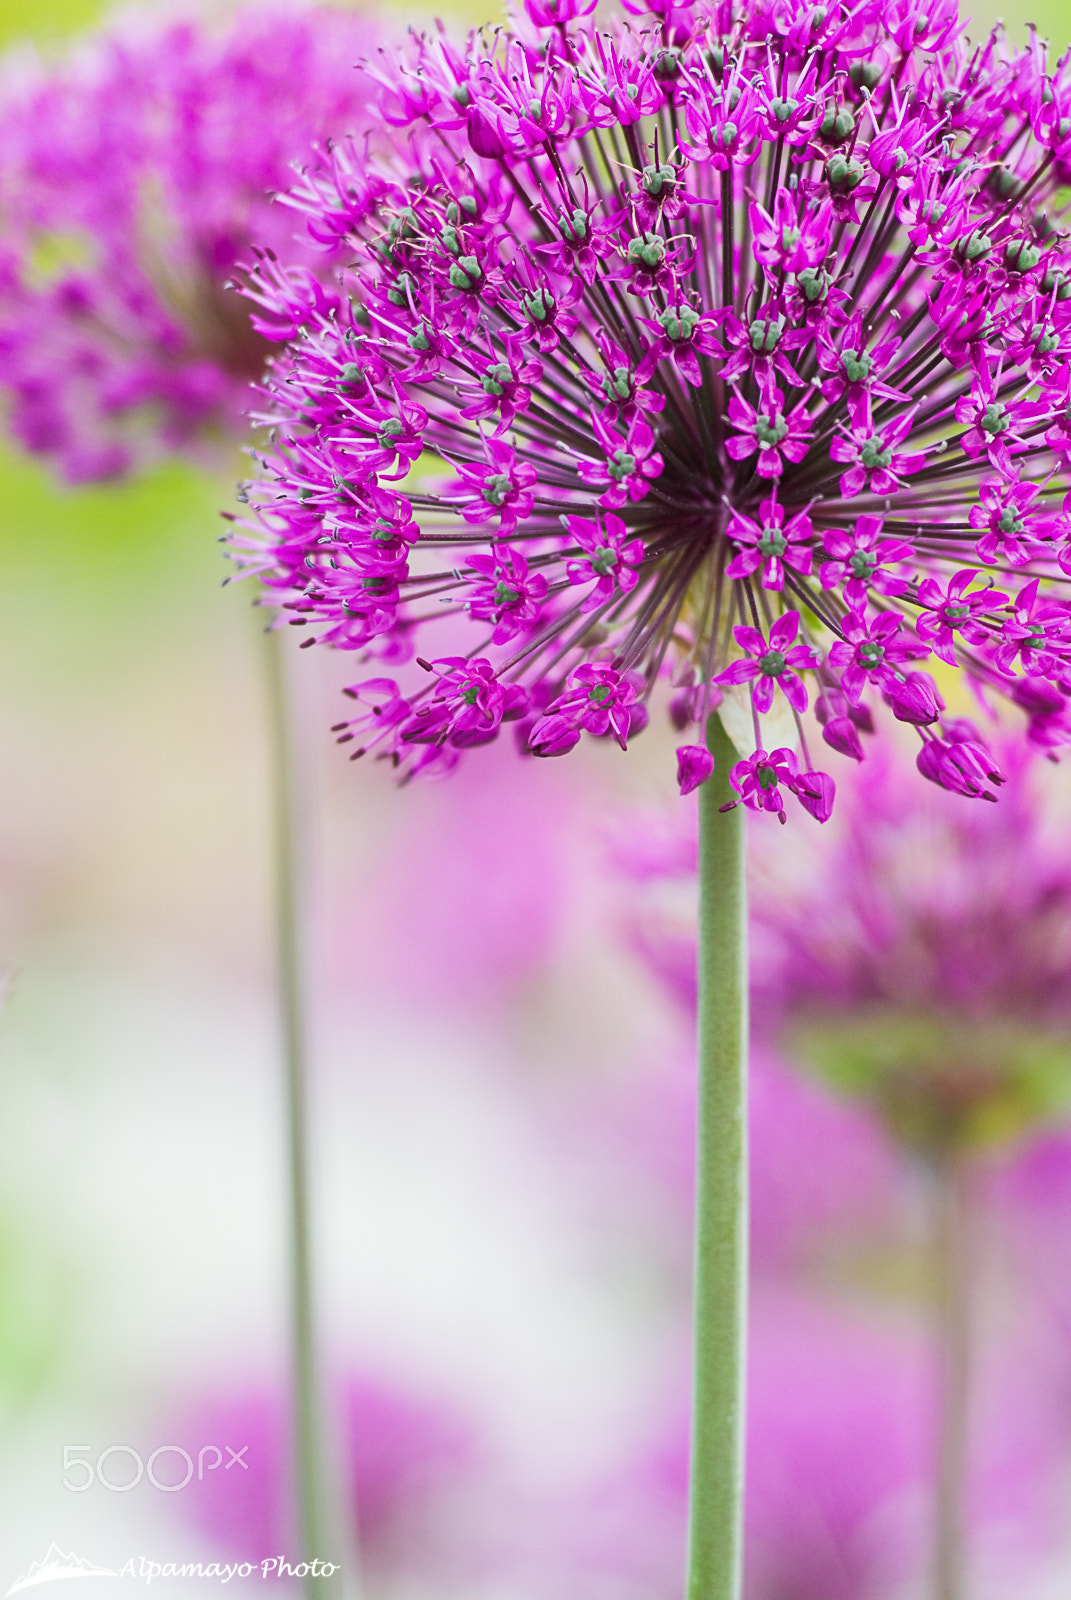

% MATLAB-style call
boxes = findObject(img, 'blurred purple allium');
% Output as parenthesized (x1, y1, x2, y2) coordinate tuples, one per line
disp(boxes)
(340, 750, 579, 1011)
(615, 740, 1071, 1150)
(0, 1, 379, 482)
(181, 1373, 479, 1580)
(228, 0, 1071, 815)
(524, 1297, 931, 1600)
(750, 744, 1071, 1153)
(745, 1297, 929, 1600)
(578, 1043, 899, 1277)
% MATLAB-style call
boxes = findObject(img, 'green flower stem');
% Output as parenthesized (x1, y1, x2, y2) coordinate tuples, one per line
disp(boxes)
(687, 713, 749, 1600)
(933, 1154, 973, 1600)
(263, 626, 339, 1600)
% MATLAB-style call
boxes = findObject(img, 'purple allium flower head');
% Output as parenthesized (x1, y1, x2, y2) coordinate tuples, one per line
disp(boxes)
(749, 743, 1071, 1155)
(531, 1297, 931, 1600)
(179, 1374, 480, 1579)
(614, 739, 1071, 1151)
(228, 0, 1071, 816)
(0, 1, 379, 481)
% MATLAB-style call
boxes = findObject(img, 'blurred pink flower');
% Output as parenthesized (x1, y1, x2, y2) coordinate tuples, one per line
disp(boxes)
(570, 1044, 899, 1277)
(515, 1297, 930, 1600)
(334, 748, 580, 1013)
(751, 742, 1071, 1035)
(0, 1, 379, 480)
(179, 1371, 481, 1579)
(519, 1288, 1065, 1600)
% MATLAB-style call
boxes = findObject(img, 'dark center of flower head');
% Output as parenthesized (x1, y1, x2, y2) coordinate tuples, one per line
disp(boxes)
(859, 641, 885, 667)
(998, 508, 1025, 534)
(608, 450, 636, 480)
(758, 528, 787, 557)
(494, 581, 521, 605)
(378, 417, 405, 445)
(981, 403, 1009, 435)
(757, 761, 780, 790)
(850, 551, 876, 578)
(758, 649, 786, 676)
(461, 684, 481, 705)
(860, 437, 893, 469)
(945, 604, 972, 620)
(754, 413, 789, 447)
(591, 546, 619, 574)
(589, 684, 613, 704)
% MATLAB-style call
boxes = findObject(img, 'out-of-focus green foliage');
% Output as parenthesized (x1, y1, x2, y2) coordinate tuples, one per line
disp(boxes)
(0, 1210, 69, 1419)
(0, 441, 239, 709)
(0, 441, 226, 594)
(0, 0, 507, 52)
(971, 0, 1071, 51)
(0, 0, 99, 46)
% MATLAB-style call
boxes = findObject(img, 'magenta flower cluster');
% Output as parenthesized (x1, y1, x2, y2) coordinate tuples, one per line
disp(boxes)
(230, 0, 1071, 819)
(0, 2, 376, 481)
(752, 744, 1071, 1038)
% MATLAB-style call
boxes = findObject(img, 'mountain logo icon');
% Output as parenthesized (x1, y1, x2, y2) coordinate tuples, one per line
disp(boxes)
(6, 1547, 117, 1596)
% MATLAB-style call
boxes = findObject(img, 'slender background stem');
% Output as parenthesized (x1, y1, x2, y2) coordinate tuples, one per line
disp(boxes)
(933, 1154, 972, 1600)
(263, 625, 339, 1600)
(687, 714, 749, 1600)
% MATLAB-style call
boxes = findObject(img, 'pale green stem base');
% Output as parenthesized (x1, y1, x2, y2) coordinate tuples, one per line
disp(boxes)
(686, 714, 749, 1600)
(263, 628, 341, 1600)
(933, 1156, 972, 1600)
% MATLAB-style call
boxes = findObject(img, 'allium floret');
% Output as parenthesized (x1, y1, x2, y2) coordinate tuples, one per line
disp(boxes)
(229, 0, 1071, 816)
